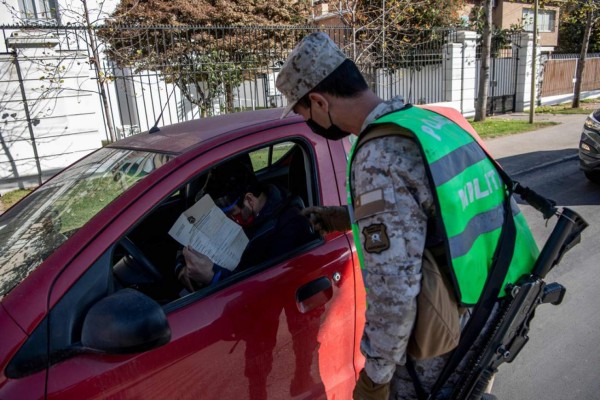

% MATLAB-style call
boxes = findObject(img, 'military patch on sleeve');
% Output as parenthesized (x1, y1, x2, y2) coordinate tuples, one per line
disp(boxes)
(362, 223, 390, 254)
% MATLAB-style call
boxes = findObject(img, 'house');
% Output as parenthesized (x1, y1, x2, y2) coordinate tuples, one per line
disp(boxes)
(0, 0, 119, 193)
(310, 1, 346, 27)
(1, 0, 119, 25)
(310, 1, 561, 53)
(463, 1, 561, 52)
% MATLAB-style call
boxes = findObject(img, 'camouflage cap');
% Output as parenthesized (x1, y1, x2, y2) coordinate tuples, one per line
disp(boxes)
(276, 32, 347, 118)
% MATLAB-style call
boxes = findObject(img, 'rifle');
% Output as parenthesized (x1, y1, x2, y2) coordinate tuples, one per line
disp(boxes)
(450, 206, 588, 400)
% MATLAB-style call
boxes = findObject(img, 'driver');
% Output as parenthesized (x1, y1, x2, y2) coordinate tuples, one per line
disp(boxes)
(176, 157, 317, 292)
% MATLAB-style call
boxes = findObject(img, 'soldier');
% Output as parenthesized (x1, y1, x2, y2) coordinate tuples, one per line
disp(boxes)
(275, 32, 538, 400)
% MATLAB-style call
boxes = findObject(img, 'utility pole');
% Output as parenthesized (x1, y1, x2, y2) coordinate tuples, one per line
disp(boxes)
(529, 0, 539, 124)
(382, 0, 386, 68)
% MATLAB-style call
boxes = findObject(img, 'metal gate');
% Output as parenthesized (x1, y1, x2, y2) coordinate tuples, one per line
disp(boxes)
(476, 34, 521, 115)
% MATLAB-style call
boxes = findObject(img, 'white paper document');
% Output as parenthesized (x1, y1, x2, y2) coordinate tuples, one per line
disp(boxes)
(168, 195, 249, 271)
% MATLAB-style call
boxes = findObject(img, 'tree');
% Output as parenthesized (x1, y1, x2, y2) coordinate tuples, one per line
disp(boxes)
(1, 0, 119, 141)
(100, 0, 311, 116)
(474, 0, 493, 122)
(564, 0, 600, 108)
(325, 0, 466, 68)
(556, 0, 600, 53)
(467, 1, 526, 121)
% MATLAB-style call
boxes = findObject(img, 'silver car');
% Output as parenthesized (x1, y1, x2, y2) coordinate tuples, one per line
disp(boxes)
(579, 108, 600, 183)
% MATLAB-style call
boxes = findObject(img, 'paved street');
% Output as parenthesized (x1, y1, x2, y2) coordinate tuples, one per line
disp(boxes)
(483, 112, 600, 399)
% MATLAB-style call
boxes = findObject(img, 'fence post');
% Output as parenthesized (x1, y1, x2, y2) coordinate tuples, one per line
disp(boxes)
(515, 32, 540, 112)
(444, 30, 477, 116)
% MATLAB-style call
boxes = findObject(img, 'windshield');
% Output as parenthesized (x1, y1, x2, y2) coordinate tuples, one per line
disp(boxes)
(0, 147, 173, 299)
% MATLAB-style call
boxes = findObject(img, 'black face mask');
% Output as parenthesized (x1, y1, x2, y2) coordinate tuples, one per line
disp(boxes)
(306, 106, 351, 141)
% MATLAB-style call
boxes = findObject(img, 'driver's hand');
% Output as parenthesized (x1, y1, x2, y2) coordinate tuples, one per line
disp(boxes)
(182, 246, 215, 286)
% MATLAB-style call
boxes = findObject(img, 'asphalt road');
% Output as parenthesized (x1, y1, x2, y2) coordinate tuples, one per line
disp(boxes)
(483, 113, 600, 399)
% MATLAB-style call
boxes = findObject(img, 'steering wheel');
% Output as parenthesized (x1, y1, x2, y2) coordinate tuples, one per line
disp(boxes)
(119, 236, 164, 281)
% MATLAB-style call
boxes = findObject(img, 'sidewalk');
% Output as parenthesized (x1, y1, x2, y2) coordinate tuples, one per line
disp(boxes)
(483, 112, 588, 176)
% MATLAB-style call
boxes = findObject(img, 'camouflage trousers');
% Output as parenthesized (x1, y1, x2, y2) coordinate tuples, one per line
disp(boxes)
(389, 355, 452, 400)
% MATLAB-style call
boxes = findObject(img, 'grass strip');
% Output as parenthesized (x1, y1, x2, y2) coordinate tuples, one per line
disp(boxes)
(468, 119, 559, 139)
(535, 105, 592, 115)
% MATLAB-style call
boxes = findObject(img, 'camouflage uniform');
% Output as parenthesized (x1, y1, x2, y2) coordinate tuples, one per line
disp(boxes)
(274, 32, 476, 398)
(351, 96, 470, 399)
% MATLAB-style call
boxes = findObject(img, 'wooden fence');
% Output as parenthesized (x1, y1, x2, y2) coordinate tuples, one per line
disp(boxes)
(541, 56, 600, 97)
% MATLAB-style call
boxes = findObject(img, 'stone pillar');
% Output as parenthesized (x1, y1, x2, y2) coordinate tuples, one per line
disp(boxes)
(515, 32, 540, 112)
(443, 30, 477, 116)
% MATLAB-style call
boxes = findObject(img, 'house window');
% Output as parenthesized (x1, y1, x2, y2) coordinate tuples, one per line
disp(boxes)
(18, 0, 59, 21)
(522, 8, 556, 33)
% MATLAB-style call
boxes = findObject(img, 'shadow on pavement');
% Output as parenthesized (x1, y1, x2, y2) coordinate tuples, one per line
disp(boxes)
(497, 148, 578, 176)
(496, 149, 600, 208)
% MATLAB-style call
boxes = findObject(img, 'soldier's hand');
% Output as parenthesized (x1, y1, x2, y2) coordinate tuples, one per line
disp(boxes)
(352, 369, 390, 400)
(301, 205, 351, 235)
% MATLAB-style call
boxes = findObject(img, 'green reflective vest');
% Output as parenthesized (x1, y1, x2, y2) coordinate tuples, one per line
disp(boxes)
(347, 105, 539, 305)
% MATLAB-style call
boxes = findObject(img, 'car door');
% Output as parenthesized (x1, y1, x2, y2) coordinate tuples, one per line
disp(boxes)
(44, 125, 358, 399)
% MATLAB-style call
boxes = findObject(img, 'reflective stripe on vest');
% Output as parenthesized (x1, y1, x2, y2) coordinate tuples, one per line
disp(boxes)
(347, 106, 539, 305)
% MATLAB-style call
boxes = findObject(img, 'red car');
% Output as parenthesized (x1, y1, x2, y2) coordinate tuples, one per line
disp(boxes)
(0, 109, 365, 399)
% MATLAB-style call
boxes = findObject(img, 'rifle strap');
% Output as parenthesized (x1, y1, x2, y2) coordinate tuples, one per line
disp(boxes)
(427, 192, 517, 399)
(406, 356, 428, 400)
(483, 149, 557, 220)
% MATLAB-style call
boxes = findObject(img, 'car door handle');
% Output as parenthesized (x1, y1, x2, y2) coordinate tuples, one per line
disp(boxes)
(296, 276, 333, 313)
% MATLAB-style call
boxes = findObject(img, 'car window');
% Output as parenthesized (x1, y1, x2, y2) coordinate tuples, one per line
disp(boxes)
(0, 148, 174, 300)
(111, 139, 319, 306)
(249, 141, 295, 172)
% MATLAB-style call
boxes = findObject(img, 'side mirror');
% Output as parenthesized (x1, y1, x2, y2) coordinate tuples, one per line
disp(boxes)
(82, 288, 171, 353)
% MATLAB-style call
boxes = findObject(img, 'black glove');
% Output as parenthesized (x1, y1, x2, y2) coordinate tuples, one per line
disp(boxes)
(352, 369, 390, 400)
(301, 205, 351, 236)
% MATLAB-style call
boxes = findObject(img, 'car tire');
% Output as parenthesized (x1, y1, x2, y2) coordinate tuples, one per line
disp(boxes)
(584, 171, 600, 184)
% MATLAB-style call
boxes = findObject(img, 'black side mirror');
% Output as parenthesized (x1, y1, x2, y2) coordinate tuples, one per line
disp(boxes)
(82, 288, 171, 353)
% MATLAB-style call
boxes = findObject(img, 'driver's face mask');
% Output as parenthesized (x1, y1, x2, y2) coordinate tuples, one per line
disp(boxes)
(216, 195, 255, 227)
(230, 210, 255, 227)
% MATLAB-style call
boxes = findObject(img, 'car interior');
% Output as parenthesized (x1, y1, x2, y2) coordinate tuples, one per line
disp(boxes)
(111, 138, 321, 305)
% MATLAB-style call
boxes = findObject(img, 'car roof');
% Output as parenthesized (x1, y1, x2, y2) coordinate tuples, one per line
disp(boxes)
(108, 108, 302, 154)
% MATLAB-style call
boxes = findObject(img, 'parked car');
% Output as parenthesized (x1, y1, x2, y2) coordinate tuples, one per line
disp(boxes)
(579, 108, 600, 183)
(0, 108, 365, 399)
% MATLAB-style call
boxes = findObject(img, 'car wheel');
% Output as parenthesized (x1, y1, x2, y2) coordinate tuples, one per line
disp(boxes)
(584, 171, 600, 184)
